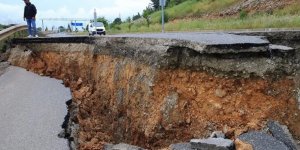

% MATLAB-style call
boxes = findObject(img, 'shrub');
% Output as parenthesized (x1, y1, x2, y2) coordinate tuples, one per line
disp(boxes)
(159, 12, 169, 24)
(239, 9, 248, 19)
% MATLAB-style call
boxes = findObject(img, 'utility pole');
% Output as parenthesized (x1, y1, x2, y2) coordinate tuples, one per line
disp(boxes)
(160, 0, 166, 33)
(94, 9, 97, 25)
(42, 20, 44, 31)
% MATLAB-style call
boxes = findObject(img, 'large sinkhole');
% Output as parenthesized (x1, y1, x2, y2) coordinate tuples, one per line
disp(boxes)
(7, 40, 300, 149)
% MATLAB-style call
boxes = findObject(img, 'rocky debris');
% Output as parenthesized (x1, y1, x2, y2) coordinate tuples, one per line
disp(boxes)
(58, 99, 79, 150)
(210, 131, 226, 139)
(234, 139, 253, 150)
(269, 44, 294, 51)
(169, 143, 192, 150)
(103, 143, 145, 150)
(238, 131, 289, 150)
(296, 140, 300, 149)
(170, 131, 229, 150)
(190, 138, 234, 150)
(267, 120, 298, 150)
(0, 61, 10, 76)
(215, 89, 227, 98)
(160, 92, 179, 121)
(269, 44, 295, 57)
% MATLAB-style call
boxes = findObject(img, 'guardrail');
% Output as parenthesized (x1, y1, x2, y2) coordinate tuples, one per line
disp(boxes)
(0, 24, 27, 41)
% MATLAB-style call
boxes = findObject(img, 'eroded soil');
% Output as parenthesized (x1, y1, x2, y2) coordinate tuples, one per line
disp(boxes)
(8, 48, 300, 149)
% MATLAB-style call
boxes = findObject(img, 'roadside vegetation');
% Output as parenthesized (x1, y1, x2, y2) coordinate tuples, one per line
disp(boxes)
(101, 0, 300, 33)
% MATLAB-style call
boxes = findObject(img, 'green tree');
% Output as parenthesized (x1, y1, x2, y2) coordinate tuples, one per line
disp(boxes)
(168, 0, 187, 6)
(151, 0, 160, 10)
(58, 26, 65, 32)
(96, 17, 109, 28)
(126, 17, 131, 23)
(143, 6, 154, 27)
(132, 13, 141, 21)
(113, 18, 122, 25)
(67, 24, 72, 32)
(159, 12, 169, 24)
(37, 27, 42, 32)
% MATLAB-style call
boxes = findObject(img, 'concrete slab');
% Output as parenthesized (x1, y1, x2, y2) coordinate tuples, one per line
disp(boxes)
(0, 66, 70, 150)
(238, 131, 289, 150)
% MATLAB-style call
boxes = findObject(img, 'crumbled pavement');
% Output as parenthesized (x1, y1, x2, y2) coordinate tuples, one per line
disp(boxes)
(190, 138, 234, 150)
(169, 143, 193, 150)
(104, 143, 145, 150)
(238, 131, 289, 150)
(0, 61, 10, 76)
(267, 120, 298, 150)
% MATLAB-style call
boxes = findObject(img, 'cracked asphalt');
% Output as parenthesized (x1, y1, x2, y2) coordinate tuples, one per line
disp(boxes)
(0, 66, 70, 150)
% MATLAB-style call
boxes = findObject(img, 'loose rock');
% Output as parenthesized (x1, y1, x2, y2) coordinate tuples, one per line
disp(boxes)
(104, 143, 145, 150)
(169, 143, 192, 150)
(267, 120, 298, 150)
(235, 139, 253, 150)
(190, 138, 234, 150)
(210, 131, 226, 138)
(215, 89, 227, 98)
(238, 131, 289, 150)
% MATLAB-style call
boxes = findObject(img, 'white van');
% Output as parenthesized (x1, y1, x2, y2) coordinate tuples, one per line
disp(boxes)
(88, 22, 106, 36)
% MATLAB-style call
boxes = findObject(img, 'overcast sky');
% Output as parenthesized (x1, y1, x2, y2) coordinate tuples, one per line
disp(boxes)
(0, 0, 151, 29)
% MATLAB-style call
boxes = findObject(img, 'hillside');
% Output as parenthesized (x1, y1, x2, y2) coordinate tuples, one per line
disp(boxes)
(110, 0, 300, 33)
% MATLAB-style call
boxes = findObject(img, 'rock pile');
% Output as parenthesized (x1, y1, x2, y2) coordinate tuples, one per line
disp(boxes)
(102, 121, 298, 150)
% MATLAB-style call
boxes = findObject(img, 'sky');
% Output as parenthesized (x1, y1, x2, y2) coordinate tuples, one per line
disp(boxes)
(0, 0, 151, 30)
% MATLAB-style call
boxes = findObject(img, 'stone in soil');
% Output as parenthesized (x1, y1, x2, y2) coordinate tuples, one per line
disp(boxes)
(0, 62, 10, 76)
(238, 131, 289, 150)
(267, 120, 298, 150)
(234, 139, 253, 150)
(190, 138, 234, 150)
(169, 143, 192, 150)
(103, 143, 145, 150)
(210, 131, 226, 138)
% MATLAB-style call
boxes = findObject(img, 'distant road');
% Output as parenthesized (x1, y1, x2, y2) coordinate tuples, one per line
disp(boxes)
(0, 66, 70, 150)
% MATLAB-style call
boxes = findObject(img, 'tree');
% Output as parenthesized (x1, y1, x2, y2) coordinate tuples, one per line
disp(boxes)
(58, 26, 65, 32)
(96, 17, 109, 28)
(132, 13, 141, 21)
(45, 27, 48, 31)
(126, 17, 131, 23)
(37, 27, 42, 32)
(143, 6, 154, 27)
(168, 0, 187, 6)
(110, 17, 122, 30)
(67, 24, 72, 32)
(112, 18, 122, 25)
(151, 0, 160, 10)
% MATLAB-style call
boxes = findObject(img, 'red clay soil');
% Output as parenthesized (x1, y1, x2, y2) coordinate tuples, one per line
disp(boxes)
(16, 51, 300, 149)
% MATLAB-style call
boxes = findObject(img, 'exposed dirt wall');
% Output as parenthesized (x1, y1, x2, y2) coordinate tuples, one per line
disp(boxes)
(8, 42, 300, 149)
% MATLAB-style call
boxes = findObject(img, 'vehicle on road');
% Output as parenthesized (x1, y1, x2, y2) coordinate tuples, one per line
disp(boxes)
(88, 22, 106, 36)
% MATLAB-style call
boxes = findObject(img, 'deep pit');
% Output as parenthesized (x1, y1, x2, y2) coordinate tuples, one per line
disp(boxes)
(7, 34, 300, 149)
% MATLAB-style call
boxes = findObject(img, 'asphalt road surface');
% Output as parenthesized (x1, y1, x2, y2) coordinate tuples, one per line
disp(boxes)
(107, 32, 269, 45)
(0, 66, 70, 150)
(46, 31, 269, 45)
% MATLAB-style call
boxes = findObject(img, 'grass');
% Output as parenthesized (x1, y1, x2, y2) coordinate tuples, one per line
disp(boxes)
(108, 0, 300, 34)
(109, 14, 300, 34)
(149, 0, 239, 23)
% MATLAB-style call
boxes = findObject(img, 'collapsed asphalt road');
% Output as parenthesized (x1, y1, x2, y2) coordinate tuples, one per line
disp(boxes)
(0, 66, 70, 150)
